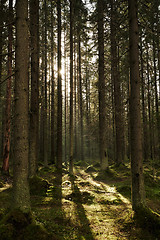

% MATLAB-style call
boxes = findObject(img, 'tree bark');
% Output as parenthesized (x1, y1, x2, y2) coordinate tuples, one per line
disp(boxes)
(44, 0, 48, 166)
(69, 0, 74, 174)
(50, 0, 55, 164)
(78, 34, 84, 161)
(57, 0, 62, 169)
(128, 0, 145, 210)
(0, 0, 5, 160)
(13, 0, 30, 211)
(146, 46, 153, 161)
(110, 0, 124, 165)
(74, 40, 77, 160)
(98, 0, 108, 170)
(29, 0, 39, 176)
(140, 36, 148, 161)
(152, 36, 160, 160)
(2, 0, 13, 175)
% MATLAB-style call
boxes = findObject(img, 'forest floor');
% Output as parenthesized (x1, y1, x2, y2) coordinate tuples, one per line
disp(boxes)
(0, 161, 160, 239)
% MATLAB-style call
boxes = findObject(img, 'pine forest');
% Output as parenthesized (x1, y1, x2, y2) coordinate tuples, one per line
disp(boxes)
(0, 0, 160, 239)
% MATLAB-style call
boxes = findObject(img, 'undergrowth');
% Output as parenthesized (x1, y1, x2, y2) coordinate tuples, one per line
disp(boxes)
(0, 161, 159, 239)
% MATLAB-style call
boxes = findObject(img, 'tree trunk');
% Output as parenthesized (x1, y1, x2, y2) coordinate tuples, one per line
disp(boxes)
(50, 0, 55, 164)
(57, 0, 62, 170)
(153, 36, 160, 160)
(69, 0, 74, 174)
(2, 0, 13, 175)
(85, 48, 91, 160)
(29, 0, 39, 177)
(140, 36, 148, 161)
(128, 0, 145, 210)
(13, 0, 30, 211)
(78, 34, 84, 161)
(0, 0, 4, 160)
(39, 12, 45, 162)
(146, 46, 153, 161)
(74, 40, 77, 161)
(44, 0, 48, 166)
(98, 0, 108, 170)
(110, 0, 124, 165)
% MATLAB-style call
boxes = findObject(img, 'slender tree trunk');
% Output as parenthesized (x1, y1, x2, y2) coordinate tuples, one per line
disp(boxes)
(0, 0, 4, 160)
(13, 0, 30, 211)
(146, 46, 153, 160)
(44, 0, 48, 166)
(110, 0, 124, 165)
(153, 37, 160, 160)
(57, 0, 62, 169)
(78, 34, 84, 161)
(85, 51, 91, 160)
(74, 40, 77, 160)
(64, 33, 67, 162)
(69, 0, 74, 174)
(39, 5, 45, 162)
(128, 0, 145, 210)
(140, 36, 148, 161)
(77, 43, 80, 160)
(2, 0, 13, 175)
(29, 0, 39, 176)
(98, 0, 108, 170)
(48, 64, 51, 160)
(40, 83, 44, 161)
(50, 1, 55, 164)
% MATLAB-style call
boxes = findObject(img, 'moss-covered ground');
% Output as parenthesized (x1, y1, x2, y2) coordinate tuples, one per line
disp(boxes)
(0, 161, 160, 239)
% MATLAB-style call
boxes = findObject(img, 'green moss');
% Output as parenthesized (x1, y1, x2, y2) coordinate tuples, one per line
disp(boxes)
(0, 209, 5, 220)
(144, 172, 158, 188)
(116, 185, 131, 199)
(74, 161, 88, 167)
(29, 176, 51, 196)
(0, 210, 33, 240)
(94, 168, 118, 181)
(65, 191, 94, 205)
(135, 206, 160, 237)
(99, 198, 123, 205)
(0, 223, 15, 240)
(1, 209, 33, 228)
(0, 209, 57, 240)
(21, 223, 57, 240)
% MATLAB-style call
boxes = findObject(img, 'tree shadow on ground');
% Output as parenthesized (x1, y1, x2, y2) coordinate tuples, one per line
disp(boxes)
(70, 175, 95, 240)
(31, 168, 65, 240)
(51, 169, 63, 208)
(84, 167, 160, 240)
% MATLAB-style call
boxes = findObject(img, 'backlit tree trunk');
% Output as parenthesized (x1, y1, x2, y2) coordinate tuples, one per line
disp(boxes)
(69, 0, 74, 174)
(50, 0, 55, 164)
(78, 34, 84, 161)
(98, 0, 108, 170)
(57, 0, 62, 169)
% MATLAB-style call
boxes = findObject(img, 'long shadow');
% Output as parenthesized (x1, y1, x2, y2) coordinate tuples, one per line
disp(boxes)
(46, 168, 66, 239)
(51, 169, 63, 208)
(70, 175, 95, 240)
